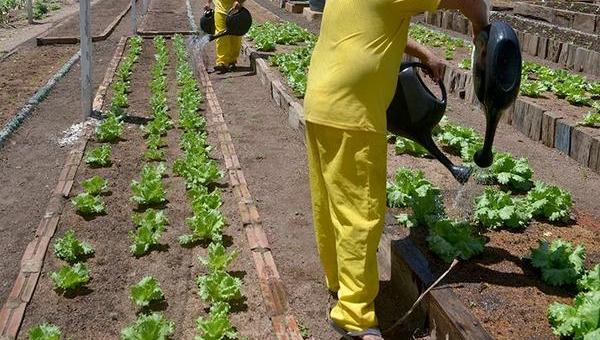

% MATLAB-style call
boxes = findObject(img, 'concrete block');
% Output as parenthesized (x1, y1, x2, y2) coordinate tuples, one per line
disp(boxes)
(541, 111, 563, 148)
(303, 7, 322, 22)
(573, 13, 596, 33)
(588, 136, 600, 173)
(555, 119, 576, 155)
(570, 127, 600, 166)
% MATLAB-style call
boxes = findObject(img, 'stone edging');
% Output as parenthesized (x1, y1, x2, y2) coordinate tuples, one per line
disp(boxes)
(36, 0, 136, 46)
(421, 10, 600, 77)
(0, 50, 80, 148)
(191, 41, 304, 340)
(0, 37, 128, 340)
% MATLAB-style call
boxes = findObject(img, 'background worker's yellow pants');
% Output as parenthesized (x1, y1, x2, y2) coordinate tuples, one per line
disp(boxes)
(214, 3, 242, 66)
(305, 121, 387, 332)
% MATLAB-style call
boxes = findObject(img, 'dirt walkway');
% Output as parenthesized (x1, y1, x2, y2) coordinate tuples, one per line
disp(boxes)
(0, 7, 142, 308)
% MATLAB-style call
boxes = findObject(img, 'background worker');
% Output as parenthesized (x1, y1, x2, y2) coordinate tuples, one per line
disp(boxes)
(205, 0, 245, 73)
(303, 0, 489, 339)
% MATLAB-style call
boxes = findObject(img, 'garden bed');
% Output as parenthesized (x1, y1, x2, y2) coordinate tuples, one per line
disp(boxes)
(16, 37, 271, 339)
(36, 0, 133, 45)
(138, 0, 192, 34)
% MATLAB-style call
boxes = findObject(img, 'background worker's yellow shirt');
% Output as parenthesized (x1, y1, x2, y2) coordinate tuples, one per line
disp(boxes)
(304, 0, 441, 135)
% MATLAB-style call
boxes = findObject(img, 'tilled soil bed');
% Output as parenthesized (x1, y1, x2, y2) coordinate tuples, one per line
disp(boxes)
(140, 0, 191, 33)
(18, 39, 271, 339)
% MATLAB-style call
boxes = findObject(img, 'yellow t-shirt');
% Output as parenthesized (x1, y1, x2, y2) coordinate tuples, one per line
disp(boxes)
(304, 0, 441, 134)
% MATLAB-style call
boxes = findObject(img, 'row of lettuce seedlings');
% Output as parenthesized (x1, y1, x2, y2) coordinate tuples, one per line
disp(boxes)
(388, 119, 600, 339)
(29, 34, 244, 339)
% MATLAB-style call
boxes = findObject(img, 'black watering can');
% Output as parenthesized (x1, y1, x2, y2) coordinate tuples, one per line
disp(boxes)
(387, 21, 522, 183)
(472, 21, 522, 167)
(200, 7, 252, 41)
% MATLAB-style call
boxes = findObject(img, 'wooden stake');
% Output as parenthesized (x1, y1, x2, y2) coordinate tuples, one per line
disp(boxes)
(79, 0, 92, 119)
(26, 0, 33, 23)
(131, 0, 137, 35)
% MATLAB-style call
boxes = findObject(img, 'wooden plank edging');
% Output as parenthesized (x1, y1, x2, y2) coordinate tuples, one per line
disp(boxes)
(0, 37, 129, 340)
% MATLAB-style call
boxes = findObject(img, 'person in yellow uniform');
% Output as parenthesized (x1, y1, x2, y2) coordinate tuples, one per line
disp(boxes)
(205, 0, 245, 73)
(303, 0, 488, 338)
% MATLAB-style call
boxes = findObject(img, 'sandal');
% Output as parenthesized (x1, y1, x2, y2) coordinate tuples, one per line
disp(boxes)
(326, 306, 383, 340)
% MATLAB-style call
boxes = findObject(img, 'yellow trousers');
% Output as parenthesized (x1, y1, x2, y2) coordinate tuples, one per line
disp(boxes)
(305, 122, 387, 332)
(214, 7, 242, 66)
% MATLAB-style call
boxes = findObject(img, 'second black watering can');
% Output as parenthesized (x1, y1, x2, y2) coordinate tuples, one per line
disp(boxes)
(200, 7, 252, 41)
(387, 62, 472, 184)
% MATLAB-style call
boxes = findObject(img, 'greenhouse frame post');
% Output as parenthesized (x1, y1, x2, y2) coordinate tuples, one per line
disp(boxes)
(131, 0, 137, 34)
(79, 0, 93, 119)
(143, 0, 148, 14)
(26, 0, 33, 23)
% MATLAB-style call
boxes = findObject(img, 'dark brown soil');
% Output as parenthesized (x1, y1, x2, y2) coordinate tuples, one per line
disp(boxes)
(41, 0, 131, 38)
(140, 0, 190, 32)
(0, 7, 140, 312)
(19, 39, 271, 339)
(0, 43, 77, 127)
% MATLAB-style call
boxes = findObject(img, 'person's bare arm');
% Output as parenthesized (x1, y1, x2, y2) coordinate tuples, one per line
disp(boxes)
(405, 39, 445, 82)
(438, 0, 488, 39)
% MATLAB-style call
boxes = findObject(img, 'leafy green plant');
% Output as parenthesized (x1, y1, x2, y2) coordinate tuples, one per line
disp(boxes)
(50, 263, 90, 292)
(530, 239, 586, 287)
(144, 147, 166, 162)
(196, 270, 242, 303)
(577, 264, 600, 293)
(121, 313, 174, 340)
(173, 154, 222, 189)
(436, 122, 483, 157)
(270, 44, 313, 97)
(394, 137, 429, 157)
(180, 209, 225, 245)
(189, 187, 222, 213)
(520, 80, 547, 98)
(129, 223, 164, 256)
(32, 0, 49, 19)
(130, 164, 167, 206)
(247, 21, 313, 51)
(547, 290, 600, 339)
(526, 181, 572, 222)
(199, 242, 239, 272)
(489, 152, 534, 192)
(72, 192, 105, 216)
(84, 144, 112, 167)
(130, 276, 164, 308)
(426, 219, 486, 263)
(132, 208, 169, 230)
(386, 168, 426, 208)
(81, 176, 108, 195)
(474, 187, 532, 230)
(28, 323, 62, 340)
(458, 58, 471, 70)
(194, 302, 238, 340)
(96, 113, 123, 142)
(53, 230, 94, 263)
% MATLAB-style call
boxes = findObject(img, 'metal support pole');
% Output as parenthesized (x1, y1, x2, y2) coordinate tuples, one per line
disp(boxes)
(79, 0, 92, 119)
(143, 0, 148, 14)
(26, 0, 33, 23)
(131, 0, 137, 35)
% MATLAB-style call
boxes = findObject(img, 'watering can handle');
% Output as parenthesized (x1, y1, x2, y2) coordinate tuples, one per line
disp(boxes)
(399, 62, 447, 106)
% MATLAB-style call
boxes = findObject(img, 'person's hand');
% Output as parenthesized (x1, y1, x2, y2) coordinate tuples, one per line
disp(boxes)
(232, 1, 243, 11)
(423, 53, 445, 83)
(204, 0, 212, 10)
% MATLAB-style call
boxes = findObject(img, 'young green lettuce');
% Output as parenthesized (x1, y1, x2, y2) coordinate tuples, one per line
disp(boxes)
(53, 230, 94, 263)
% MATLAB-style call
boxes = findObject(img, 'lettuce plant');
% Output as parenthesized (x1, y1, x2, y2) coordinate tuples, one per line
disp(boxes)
(547, 291, 600, 339)
(180, 209, 225, 245)
(129, 223, 164, 256)
(526, 181, 572, 222)
(130, 164, 167, 206)
(130, 276, 164, 308)
(489, 152, 534, 192)
(28, 323, 62, 340)
(474, 187, 532, 230)
(50, 263, 90, 292)
(386, 168, 427, 208)
(81, 176, 108, 195)
(394, 137, 429, 157)
(96, 113, 123, 143)
(84, 144, 111, 167)
(199, 242, 239, 272)
(426, 219, 486, 263)
(196, 271, 242, 303)
(194, 302, 238, 340)
(132, 208, 169, 230)
(53, 230, 94, 263)
(121, 313, 174, 340)
(577, 264, 600, 293)
(72, 192, 105, 216)
(530, 239, 585, 287)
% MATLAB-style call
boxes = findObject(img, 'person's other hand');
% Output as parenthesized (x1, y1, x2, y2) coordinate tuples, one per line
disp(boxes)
(204, 0, 212, 10)
(423, 54, 445, 83)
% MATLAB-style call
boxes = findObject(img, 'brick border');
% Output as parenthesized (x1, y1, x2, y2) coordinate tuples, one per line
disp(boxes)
(36, 0, 136, 46)
(0, 37, 128, 340)
(192, 45, 303, 340)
